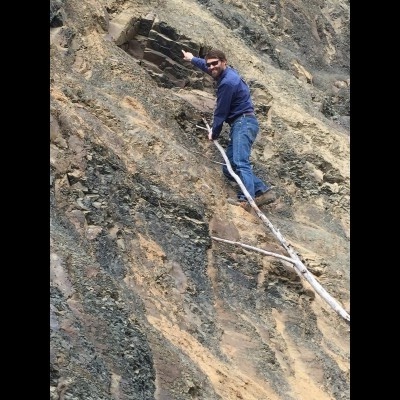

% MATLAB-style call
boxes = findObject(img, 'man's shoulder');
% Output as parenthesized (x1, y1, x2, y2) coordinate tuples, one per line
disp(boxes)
(226, 67, 241, 78)
(221, 67, 241, 85)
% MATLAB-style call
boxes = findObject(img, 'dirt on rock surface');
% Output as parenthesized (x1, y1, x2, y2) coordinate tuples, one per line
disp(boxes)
(50, 1, 350, 399)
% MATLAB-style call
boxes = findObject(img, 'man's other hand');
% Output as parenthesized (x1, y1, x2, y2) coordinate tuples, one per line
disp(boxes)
(181, 50, 193, 61)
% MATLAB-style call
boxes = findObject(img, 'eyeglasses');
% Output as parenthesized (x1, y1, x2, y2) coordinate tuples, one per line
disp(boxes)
(206, 60, 220, 68)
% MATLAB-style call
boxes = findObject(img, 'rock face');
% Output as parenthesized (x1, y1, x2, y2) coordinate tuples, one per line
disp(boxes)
(50, 1, 350, 399)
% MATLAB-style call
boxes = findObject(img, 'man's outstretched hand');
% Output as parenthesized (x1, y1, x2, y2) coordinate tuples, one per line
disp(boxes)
(181, 50, 194, 61)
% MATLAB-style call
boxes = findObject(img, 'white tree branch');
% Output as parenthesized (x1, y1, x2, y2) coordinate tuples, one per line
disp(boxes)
(203, 118, 350, 322)
(211, 236, 296, 264)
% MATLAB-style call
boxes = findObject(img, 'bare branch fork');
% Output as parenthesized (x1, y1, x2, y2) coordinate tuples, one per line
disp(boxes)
(202, 118, 350, 322)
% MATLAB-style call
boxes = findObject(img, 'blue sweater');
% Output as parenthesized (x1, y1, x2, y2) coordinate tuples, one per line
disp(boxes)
(191, 57, 254, 139)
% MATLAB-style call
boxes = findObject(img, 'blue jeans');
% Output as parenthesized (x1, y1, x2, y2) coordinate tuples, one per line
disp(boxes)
(222, 115, 270, 201)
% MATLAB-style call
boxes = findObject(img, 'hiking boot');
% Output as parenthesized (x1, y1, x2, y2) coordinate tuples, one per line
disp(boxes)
(255, 189, 276, 206)
(227, 197, 252, 212)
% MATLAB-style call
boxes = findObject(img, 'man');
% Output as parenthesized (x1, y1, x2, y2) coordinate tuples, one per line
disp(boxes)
(181, 48, 276, 211)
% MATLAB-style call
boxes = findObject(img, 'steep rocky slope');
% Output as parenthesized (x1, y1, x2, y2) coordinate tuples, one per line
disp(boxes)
(50, 0, 350, 399)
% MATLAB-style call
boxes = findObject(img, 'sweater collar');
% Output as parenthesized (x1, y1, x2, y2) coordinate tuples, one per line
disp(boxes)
(216, 66, 229, 83)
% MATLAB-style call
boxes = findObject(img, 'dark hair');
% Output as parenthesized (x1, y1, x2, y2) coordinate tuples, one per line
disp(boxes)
(205, 49, 226, 61)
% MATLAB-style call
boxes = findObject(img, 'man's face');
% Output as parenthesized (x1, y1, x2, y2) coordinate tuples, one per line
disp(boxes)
(206, 58, 226, 78)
